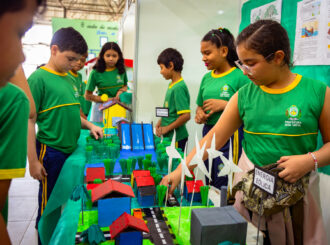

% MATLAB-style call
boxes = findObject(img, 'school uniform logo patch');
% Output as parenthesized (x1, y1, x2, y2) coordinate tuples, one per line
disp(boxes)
(285, 105, 302, 127)
(220, 84, 230, 98)
(165, 101, 168, 108)
(116, 75, 123, 84)
(72, 85, 79, 98)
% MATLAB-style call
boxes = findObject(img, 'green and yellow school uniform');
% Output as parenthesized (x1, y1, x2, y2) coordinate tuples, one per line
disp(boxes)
(28, 66, 81, 154)
(161, 78, 190, 141)
(238, 74, 327, 167)
(81, 81, 92, 115)
(0, 83, 29, 179)
(86, 68, 128, 97)
(196, 67, 250, 125)
(68, 70, 91, 115)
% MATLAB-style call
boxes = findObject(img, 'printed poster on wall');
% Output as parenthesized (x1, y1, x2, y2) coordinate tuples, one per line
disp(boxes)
(250, 0, 282, 23)
(293, 0, 330, 65)
(52, 18, 118, 61)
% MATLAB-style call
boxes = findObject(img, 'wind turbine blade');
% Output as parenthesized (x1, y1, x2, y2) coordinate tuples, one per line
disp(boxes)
(195, 133, 200, 155)
(211, 133, 216, 149)
(218, 153, 229, 166)
(171, 130, 176, 147)
(200, 141, 207, 156)
(167, 147, 181, 159)
(180, 160, 185, 192)
(189, 155, 198, 166)
(218, 166, 230, 177)
(232, 164, 243, 172)
(198, 160, 211, 180)
(182, 143, 192, 178)
(208, 155, 213, 176)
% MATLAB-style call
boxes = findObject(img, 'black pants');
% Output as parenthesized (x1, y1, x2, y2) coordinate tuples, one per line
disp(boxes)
(35, 141, 70, 228)
(176, 137, 188, 152)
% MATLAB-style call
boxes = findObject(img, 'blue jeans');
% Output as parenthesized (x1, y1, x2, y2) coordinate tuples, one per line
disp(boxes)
(202, 124, 244, 189)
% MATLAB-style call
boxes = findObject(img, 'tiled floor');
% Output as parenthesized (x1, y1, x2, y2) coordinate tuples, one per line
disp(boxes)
(7, 169, 262, 245)
(7, 165, 39, 245)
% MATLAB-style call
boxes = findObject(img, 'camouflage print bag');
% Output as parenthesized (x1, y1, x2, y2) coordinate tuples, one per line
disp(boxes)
(232, 163, 310, 217)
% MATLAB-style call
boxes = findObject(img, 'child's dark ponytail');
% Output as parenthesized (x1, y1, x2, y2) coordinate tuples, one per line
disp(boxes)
(202, 28, 238, 67)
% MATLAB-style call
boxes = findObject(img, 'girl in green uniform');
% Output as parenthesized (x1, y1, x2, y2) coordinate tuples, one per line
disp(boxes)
(162, 20, 330, 244)
(196, 28, 250, 189)
(85, 42, 128, 121)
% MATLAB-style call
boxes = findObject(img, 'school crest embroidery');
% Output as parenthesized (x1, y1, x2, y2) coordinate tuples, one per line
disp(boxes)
(220, 84, 230, 98)
(116, 75, 123, 84)
(72, 85, 79, 98)
(285, 105, 302, 127)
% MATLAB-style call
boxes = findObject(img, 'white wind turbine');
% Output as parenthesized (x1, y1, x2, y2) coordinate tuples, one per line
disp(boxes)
(218, 138, 242, 194)
(206, 133, 223, 206)
(164, 131, 181, 207)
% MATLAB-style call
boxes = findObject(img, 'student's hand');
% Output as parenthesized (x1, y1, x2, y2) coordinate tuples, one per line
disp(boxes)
(195, 107, 208, 124)
(202, 99, 226, 117)
(160, 168, 181, 196)
(157, 126, 169, 136)
(90, 125, 103, 140)
(115, 92, 122, 100)
(277, 154, 315, 183)
(156, 119, 161, 128)
(155, 126, 161, 137)
(29, 160, 47, 180)
(115, 89, 125, 100)
(106, 97, 115, 102)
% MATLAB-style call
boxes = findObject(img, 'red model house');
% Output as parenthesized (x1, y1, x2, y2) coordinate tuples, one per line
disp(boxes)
(132, 170, 151, 178)
(134, 175, 156, 207)
(135, 176, 155, 187)
(92, 179, 135, 227)
(131, 170, 151, 188)
(184, 180, 204, 202)
(110, 212, 149, 245)
(86, 183, 100, 191)
(92, 179, 135, 203)
(86, 167, 105, 183)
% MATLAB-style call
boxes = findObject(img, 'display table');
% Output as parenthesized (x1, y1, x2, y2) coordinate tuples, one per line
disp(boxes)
(38, 128, 213, 245)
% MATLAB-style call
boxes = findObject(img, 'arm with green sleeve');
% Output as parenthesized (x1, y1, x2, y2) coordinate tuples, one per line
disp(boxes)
(84, 70, 105, 103)
(27, 75, 47, 181)
(0, 83, 30, 244)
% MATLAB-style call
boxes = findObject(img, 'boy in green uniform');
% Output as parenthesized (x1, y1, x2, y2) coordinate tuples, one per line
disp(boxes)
(0, 0, 45, 243)
(156, 48, 191, 151)
(68, 53, 91, 119)
(27, 27, 103, 231)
